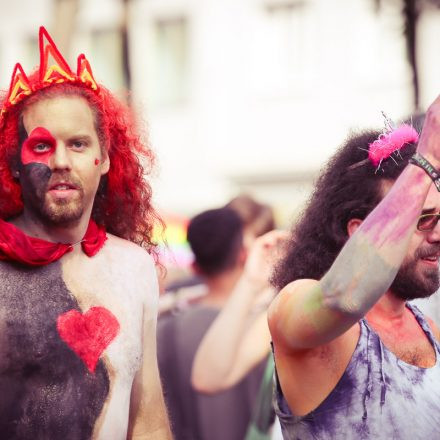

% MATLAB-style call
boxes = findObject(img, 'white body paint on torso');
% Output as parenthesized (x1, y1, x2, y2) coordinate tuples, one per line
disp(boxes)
(61, 234, 159, 439)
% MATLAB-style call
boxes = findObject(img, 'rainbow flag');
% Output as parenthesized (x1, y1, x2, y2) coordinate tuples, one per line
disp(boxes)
(154, 212, 193, 268)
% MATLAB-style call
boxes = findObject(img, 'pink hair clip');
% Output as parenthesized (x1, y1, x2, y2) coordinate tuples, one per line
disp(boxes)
(368, 124, 419, 167)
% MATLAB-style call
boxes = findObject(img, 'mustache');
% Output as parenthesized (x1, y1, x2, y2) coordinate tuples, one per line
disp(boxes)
(46, 172, 82, 190)
(415, 245, 440, 259)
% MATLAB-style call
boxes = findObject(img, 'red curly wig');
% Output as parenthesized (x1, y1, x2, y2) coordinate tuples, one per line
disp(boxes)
(0, 74, 162, 256)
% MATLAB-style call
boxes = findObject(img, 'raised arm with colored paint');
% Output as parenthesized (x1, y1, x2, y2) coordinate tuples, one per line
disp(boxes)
(269, 100, 440, 350)
(268, 98, 440, 439)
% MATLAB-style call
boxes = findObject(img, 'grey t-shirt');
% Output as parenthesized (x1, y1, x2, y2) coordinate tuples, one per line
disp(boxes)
(157, 304, 265, 440)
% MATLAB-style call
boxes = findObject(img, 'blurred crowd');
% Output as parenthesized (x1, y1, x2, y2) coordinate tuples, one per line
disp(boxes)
(157, 194, 284, 439)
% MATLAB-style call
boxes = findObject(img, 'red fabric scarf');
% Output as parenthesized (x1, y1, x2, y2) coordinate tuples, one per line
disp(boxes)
(0, 219, 107, 266)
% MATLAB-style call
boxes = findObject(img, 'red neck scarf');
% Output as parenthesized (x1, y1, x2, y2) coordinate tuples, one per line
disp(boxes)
(0, 219, 107, 266)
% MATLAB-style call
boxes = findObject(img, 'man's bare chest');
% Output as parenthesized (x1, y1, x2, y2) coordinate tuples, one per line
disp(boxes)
(0, 260, 112, 438)
(371, 322, 436, 368)
(0, 258, 143, 376)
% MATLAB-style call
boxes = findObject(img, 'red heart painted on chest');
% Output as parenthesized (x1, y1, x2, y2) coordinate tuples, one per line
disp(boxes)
(57, 306, 120, 373)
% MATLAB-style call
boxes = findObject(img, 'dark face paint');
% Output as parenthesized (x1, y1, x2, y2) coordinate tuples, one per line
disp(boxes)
(19, 127, 55, 221)
(0, 261, 109, 438)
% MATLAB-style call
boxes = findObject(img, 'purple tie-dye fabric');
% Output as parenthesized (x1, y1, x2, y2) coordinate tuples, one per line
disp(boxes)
(273, 304, 440, 439)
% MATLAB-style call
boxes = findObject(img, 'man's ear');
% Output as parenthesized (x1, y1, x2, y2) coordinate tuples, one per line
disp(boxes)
(347, 218, 363, 237)
(100, 151, 110, 176)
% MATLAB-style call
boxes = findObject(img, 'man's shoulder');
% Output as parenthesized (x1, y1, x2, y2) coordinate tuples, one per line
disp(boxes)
(158, 302, 218, 336)
(104, 233, 151, 254)
(159, 283, 208, 315)
(268, 278, 319, 320)
(103, 233, 156, 268)
(408, 301, 440, 341)
(91, 234, 159, 306)
(275, 278, 320, 297)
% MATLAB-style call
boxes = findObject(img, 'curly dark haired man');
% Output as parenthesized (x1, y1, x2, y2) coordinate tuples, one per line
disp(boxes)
(269, 99, 440, 439)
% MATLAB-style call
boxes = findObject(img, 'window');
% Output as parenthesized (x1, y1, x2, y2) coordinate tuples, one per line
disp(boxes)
(151, 17, 189, 106)
(256, 1, 309, 94)
(25, 37, 39, 72)
(90, 29, 125, 92)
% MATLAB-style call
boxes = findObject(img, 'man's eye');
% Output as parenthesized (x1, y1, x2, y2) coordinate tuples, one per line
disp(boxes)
(72, 141, 86, 149)
(33, 143, 50, 153)
(418, 214, 437, 231)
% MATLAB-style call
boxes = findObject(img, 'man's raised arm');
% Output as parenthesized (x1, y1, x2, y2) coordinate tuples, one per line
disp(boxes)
(269, 96, 440, 352)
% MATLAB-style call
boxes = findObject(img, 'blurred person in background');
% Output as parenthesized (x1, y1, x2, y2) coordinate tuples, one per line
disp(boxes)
(191, 228, 288, 440)
(0, 27, 170, 439)
(225, 194, 276, 250)
(159, 194, 276, 314)
(268, 101, 440, 439)
(190, 196, 284, 439)
(158, 207, 271, 440)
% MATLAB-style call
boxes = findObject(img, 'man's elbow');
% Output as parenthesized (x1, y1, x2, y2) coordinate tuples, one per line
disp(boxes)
(191, 369, 222, 394)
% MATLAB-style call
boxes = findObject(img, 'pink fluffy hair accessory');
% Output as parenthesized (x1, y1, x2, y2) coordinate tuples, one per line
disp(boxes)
(368, 124, 419, 167)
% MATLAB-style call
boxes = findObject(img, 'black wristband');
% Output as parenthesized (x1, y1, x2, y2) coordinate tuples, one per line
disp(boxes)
(409, 153, 440, 192)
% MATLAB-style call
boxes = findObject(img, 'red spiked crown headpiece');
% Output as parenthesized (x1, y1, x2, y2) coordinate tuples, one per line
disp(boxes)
(0, 26, 99, 124)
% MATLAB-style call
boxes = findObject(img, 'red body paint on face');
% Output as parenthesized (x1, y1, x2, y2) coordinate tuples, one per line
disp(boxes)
(94, 158, 100, 166)
(21, 127, 56, 166)
(56, 306, 120, 373)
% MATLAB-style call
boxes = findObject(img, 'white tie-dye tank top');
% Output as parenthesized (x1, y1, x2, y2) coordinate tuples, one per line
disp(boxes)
(273, 304, 440, 439)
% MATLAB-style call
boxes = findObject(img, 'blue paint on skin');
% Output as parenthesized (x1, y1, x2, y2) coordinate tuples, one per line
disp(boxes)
(273, 304, 440, 439)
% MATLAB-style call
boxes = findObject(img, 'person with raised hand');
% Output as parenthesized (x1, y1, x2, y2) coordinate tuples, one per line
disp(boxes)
(268, 100, 440, 439)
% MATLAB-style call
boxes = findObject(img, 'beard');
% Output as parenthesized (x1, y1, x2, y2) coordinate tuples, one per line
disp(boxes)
(20, 164, 85, 226)
(40, 192, 85, 225)
(390, 245, 440, 301)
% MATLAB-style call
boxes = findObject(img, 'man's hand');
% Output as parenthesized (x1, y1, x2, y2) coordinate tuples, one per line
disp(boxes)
(242, 229, 289, 290)
(192, 229, 288, 392)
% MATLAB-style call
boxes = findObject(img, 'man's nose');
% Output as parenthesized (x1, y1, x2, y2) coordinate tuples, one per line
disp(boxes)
(51, 143, 72, 170)
(427, 219, 440, 243)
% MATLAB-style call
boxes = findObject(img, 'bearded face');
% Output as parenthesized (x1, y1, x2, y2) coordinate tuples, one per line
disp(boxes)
(18, 97, 108, 227)
(20, 164, 86, 226)
(390, 243, 440, 301)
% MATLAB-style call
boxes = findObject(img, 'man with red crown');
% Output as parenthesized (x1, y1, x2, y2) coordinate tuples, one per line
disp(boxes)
(0, 27, 171, 439)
